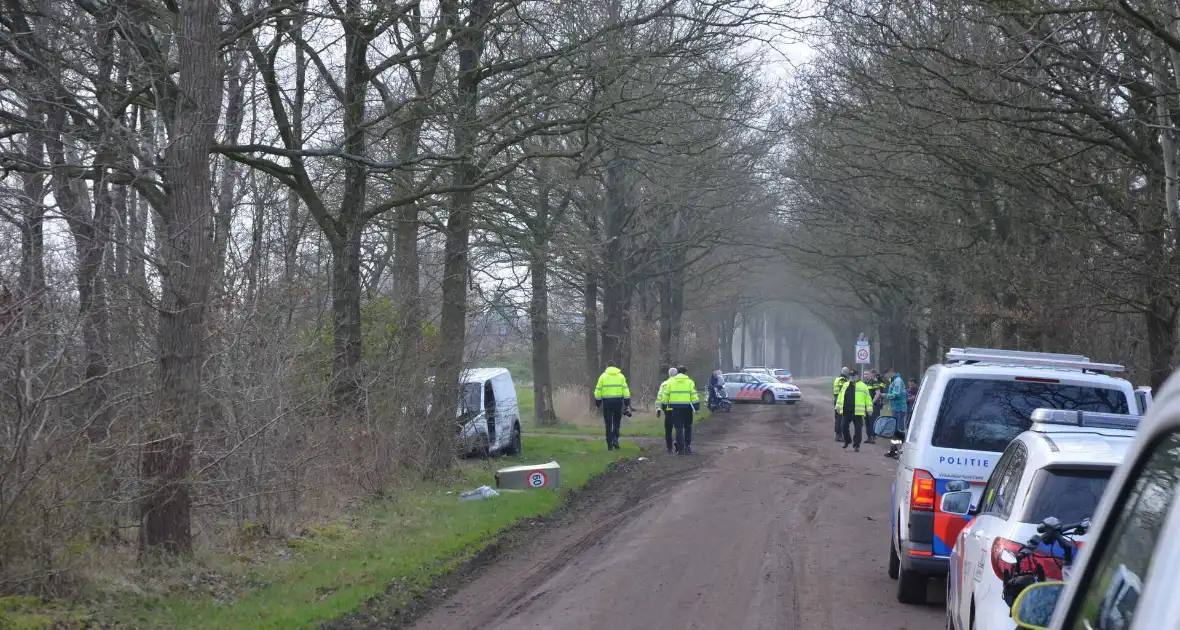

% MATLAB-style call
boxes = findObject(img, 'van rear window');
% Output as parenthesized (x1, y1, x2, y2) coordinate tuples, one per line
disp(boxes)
(931, 378, 1128, 452)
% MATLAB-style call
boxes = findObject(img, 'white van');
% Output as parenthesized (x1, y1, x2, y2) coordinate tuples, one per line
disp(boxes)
(456, 368, 523, 457)
(889, 348, 1137, 604)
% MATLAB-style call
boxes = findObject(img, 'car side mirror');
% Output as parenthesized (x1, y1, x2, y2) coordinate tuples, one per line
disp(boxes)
(1011, 581, 1065, 629)
(940, 490, 975, 516)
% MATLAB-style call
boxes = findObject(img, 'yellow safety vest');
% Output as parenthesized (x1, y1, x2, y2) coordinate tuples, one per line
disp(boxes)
(658, 374, 699, 407)
(833, 376, 848, 397)
(594, 367, 631, 400)
(657, 377, 673, 401)
(836, 381, 873, 416)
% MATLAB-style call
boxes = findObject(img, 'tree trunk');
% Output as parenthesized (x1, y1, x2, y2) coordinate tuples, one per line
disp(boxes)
(46, 103, 110, 435)
(393, 2, 449, 372)
(719, 311, 736, 371)
(739, 307, 747, 368)
(430, 0, 490, 472)
(658, 262, 684, 378)
(530, 249, 556, 427)
(139, 0, 221, 558)
(1145, 281, 1178, 391)
(330, 0, 370, 410)
(584, 272, 599, 410)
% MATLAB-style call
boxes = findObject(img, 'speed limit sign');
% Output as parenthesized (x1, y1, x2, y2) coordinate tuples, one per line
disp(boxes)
(527, 471, 548, 488)
(855, 345, 871, 364)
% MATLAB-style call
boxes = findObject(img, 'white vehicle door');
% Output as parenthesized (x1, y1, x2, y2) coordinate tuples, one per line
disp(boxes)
(954, 444, 1023, 626)
(490, 372, 517, 450)
(1056, 431, 1180, 630)
(723, 374, 744, 399)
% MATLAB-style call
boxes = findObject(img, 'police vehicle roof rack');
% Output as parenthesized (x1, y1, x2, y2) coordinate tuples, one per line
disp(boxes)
(1029, 408, 1141, 432)
(945, 347, 1125, 374)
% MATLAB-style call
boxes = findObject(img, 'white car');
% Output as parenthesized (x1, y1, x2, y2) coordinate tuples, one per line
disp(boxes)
(890, 348, 1138, 605)
(944, 408, 1139, 630)
(1005, 368, 1180, 630)
(722, 372, 802, 404)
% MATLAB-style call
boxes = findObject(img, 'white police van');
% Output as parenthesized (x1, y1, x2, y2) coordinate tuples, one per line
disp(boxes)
(888, 348, 1138, 604)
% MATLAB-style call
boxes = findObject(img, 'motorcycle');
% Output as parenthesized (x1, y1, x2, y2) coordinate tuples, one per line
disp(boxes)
(1001, 516, 1088, 609)
(707, 386, 732, 413)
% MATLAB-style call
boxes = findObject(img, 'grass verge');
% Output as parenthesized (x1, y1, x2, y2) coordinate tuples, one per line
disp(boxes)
(85, 436, 634, 630)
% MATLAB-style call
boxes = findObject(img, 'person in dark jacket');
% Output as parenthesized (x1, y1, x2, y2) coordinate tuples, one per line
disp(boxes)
(864, 369, 886, 444)
(707, 369, 724, 408)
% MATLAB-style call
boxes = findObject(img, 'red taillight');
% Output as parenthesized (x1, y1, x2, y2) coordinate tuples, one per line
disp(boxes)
(911, 469, 936, 511)
(1015, 376, 1060, 383)
(990, 537, 1063, 580)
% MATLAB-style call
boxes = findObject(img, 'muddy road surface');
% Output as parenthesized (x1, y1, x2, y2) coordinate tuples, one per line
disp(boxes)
(410, 380, 945, 630)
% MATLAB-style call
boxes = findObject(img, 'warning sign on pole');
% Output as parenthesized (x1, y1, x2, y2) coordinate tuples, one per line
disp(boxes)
(855, 338, 871, 365)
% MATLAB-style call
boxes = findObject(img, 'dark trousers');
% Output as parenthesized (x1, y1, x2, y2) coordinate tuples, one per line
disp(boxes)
(868, 403, 883, 441)
(664, 409, 676, 449)
(602, 399, 623, 445)
(674, 407, 694, 450)
(843, 415, 864, 448)
(834, 411, 843, 437)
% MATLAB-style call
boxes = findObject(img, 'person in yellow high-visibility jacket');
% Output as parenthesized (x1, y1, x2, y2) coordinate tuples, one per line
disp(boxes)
(655, 367, 678, 453)
(658, 366, 700, 455)
(594, 361, 632, 451)
(836, 371, 873, 452)
(833, 367, 852, 441)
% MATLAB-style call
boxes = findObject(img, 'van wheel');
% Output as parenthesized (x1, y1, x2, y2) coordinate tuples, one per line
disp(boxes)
(761, 391, 774, 404)
(888, 537, 900, 580)
(896, 565, 927, 604)
(505, 424, 522, 456)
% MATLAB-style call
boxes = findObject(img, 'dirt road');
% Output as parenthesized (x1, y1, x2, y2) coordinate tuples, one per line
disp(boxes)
(408, 380, 945, 630)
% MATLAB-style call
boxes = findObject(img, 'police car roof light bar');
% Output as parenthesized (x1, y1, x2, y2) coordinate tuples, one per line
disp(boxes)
(1029, 408, 1141, 432)
(945, 348, 1125, 373)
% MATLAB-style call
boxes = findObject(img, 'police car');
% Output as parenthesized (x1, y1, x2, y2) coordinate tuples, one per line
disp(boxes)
(1003, 368, 1180, 630)
(722, 372, 802, 404)
(944, 408, 1138, 630)
(889, 348, 1138, 605)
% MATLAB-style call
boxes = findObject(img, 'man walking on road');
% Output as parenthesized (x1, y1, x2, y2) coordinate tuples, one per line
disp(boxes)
(656, 367, 678, 454)
(594, 361, 631, 451)
(658, 365, 699, 455)
(833, 367, 851, 441)
(837, 371, 872, 452)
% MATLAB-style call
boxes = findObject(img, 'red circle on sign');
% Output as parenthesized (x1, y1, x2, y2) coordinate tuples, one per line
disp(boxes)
(856, 348, 869, 360)
(527, 471, 548, 488)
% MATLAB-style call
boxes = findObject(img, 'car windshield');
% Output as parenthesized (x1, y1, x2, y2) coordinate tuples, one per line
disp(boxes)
(748, 374, 775, 383)
(931, 378, 1128, 452)
(1019, 467, 1113, 524)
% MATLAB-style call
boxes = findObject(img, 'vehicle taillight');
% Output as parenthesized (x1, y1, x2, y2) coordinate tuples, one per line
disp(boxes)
(990, 537, 1063, 580)
(911, 469, 936, 511)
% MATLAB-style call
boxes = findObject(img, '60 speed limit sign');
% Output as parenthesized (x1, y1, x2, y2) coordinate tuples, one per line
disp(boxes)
(855, 345, 871, 364)
(527, 471, 548, 488)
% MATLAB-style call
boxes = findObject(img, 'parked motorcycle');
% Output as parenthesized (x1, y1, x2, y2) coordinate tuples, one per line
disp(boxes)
(1001, 516, 1087, 609)
(708, 386, 732, 413)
